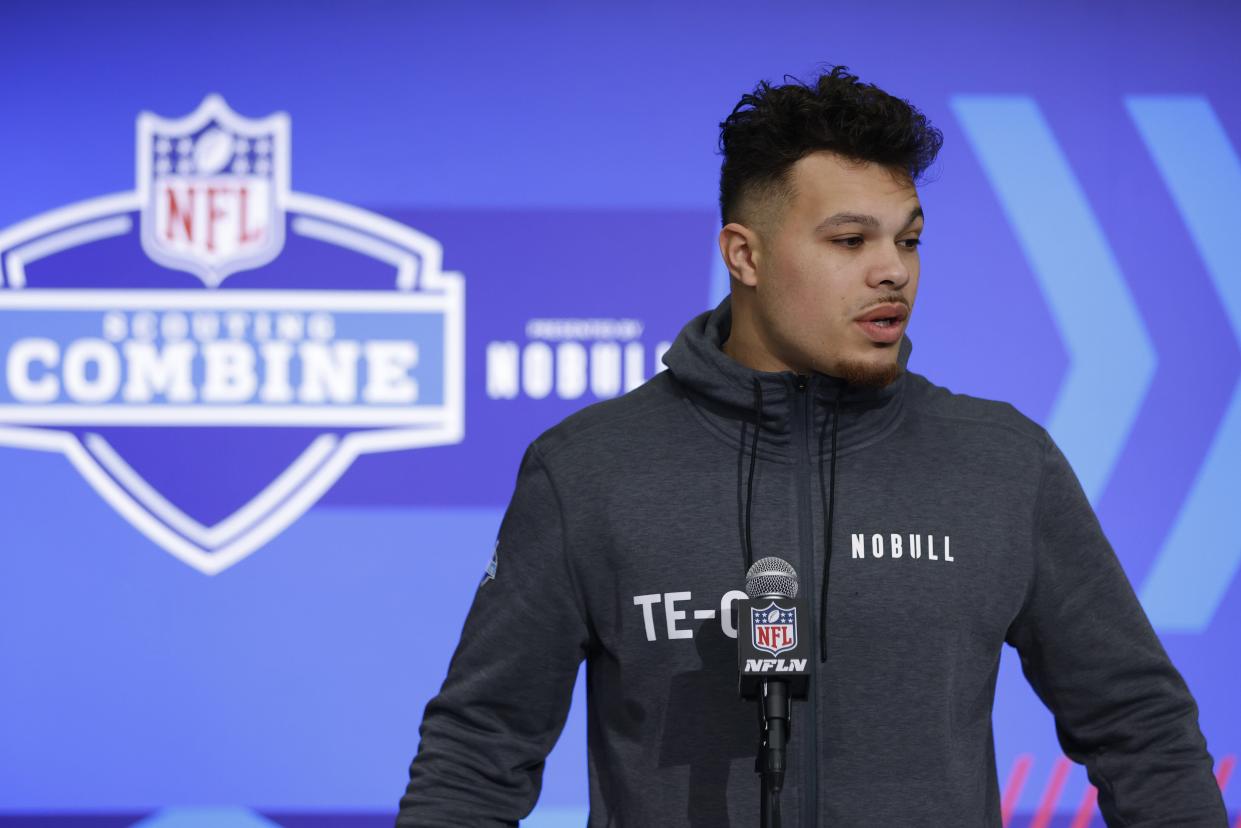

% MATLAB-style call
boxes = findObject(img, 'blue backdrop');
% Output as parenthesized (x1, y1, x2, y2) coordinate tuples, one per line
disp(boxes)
(1, 1, 1238, 825)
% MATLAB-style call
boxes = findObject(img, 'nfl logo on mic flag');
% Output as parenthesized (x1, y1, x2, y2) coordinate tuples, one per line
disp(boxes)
(752, 603, 797, 656)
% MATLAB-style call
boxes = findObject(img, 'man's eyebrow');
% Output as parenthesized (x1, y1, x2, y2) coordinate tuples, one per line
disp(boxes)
(818, 212, 879, 230)
(816, 206, 925, 232)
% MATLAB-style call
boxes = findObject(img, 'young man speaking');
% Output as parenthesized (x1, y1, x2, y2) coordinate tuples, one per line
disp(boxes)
(398, 67, 1226, 826)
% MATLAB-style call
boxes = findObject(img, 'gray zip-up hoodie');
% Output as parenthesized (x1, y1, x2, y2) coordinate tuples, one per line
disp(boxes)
(398, 298, 1225, 827)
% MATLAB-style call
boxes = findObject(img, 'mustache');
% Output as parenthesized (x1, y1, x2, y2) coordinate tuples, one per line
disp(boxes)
(859, 293, 911, 312)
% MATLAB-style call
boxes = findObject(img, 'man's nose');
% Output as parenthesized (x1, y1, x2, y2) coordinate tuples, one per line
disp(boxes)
(866, 242, 912, 290)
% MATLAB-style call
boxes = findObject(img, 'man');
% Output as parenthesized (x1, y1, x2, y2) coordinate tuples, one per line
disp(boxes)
(398, 67, 1226, 826)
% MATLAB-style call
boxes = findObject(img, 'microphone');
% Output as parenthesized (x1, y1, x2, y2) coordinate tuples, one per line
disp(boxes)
(739, 556, 810, 699)
(738, 556, 811, 825)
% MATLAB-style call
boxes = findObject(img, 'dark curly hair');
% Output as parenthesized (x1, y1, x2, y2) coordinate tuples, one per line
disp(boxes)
(718, 66, 943, 228)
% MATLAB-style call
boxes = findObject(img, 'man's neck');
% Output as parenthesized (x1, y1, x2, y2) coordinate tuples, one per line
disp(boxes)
(722, 307, 804, 375)
(722, 336, 793, 374)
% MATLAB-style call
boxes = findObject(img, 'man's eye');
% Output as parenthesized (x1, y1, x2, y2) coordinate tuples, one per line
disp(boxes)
(900, 238, 923, 249)
(834, 237, 863, 248)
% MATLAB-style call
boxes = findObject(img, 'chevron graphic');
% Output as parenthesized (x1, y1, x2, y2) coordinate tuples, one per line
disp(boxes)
(1128, 96, 1241, 631)
(951, 96, 1157, 504)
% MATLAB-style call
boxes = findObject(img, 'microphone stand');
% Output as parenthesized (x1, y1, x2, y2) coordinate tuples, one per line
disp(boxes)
(737, 560, 808, 828)
(757, 678, 789, 828)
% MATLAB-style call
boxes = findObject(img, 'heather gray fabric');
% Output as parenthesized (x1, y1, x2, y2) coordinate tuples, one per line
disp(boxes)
(398, 297, 1225, 827)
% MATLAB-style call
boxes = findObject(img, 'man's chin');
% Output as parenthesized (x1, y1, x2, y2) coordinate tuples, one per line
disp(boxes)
(832, 357, 903, 388)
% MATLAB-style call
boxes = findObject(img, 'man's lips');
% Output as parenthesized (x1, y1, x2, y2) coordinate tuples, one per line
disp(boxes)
(855, 303, 909, 344)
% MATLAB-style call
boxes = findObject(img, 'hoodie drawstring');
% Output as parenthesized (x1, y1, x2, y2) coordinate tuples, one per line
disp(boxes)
(742, 378, 763, 571)
(739, 379, 840, 663)
(734, 379, 843, 665)
(818, 393, 841, 663)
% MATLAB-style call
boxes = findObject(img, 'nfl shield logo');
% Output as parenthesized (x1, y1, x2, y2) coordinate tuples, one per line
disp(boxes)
(751, 603, 797, 657)
(137, 94, 288, 287)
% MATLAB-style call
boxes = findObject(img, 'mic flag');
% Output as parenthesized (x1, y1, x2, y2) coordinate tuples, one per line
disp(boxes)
(738, 595, 811, 698)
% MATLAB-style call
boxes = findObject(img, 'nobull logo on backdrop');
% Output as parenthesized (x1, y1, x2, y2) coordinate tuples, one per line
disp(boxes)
(485, 318, 672, 401)
(0, 95, 464, 575)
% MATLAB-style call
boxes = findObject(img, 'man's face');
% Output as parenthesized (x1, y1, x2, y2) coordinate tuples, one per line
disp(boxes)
(748, 150, 923, 386)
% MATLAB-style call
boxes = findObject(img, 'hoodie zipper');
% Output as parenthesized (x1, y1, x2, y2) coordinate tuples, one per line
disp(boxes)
(792, 374, 819, 828)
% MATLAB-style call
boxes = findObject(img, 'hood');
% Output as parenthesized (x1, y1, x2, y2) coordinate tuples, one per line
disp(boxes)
(662, 295, 911, 456)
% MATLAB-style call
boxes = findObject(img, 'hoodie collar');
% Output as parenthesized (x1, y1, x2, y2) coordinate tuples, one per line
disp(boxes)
(662, 296, 910, 455)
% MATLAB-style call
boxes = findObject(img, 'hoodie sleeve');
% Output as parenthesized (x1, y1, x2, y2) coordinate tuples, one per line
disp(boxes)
(1005, 435, 1226, 827)
(396, 443, 590, 827)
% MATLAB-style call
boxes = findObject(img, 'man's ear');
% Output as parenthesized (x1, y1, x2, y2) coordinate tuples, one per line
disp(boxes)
(719, 222, 762, 288)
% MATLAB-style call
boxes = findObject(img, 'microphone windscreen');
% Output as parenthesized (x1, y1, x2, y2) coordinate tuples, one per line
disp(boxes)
(745, 556, 799, 599)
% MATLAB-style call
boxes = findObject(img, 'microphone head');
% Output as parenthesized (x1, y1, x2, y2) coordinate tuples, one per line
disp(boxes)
(745, 556, 799, 599)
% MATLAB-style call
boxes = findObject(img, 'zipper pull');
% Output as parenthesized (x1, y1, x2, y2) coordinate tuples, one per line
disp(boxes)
(796, 375, 809, 391)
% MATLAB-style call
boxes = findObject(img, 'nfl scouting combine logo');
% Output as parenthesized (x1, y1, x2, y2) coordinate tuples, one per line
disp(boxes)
(0, 95, 464, 575)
